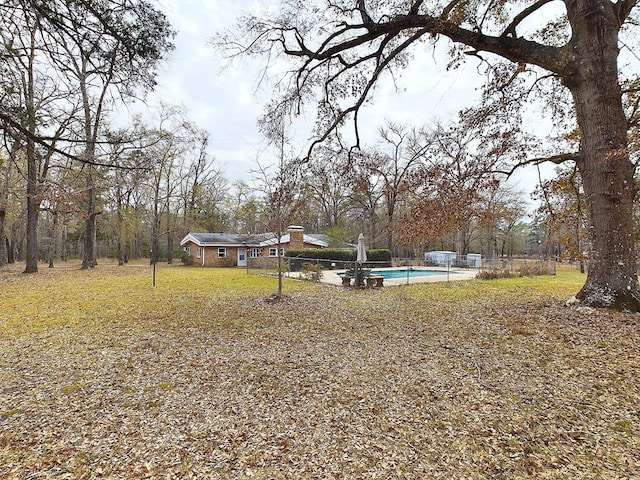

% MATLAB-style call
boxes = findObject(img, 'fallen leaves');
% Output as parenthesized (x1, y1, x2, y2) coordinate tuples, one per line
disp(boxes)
(0, 262, 638, 478)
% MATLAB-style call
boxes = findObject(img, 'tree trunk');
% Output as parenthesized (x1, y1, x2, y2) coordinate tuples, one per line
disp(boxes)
(0, 207, 6, 267)
(47, 211, 58, 268)
(277, 243, 283, 298)
(167, 231, 174, 264)
(0, 157, 9, 266)
(8, 222, 18, 263)
(61, 223, 68, 262)
(116, 184, 124, 266)
(24, 135, 38, 273)
(566, 2, 640, 310)
(82, 176, 97, 269)
(151, 211, 160, 265)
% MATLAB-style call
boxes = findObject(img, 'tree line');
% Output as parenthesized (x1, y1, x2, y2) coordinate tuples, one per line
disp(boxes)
(0, 0, 609, 271)
(1, 89, 570, 268)
(0, 0, 174, 271)
(0, 1, 551, 271)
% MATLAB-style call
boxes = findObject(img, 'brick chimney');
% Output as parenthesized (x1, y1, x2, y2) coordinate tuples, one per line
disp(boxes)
(288, 225, 304, 250)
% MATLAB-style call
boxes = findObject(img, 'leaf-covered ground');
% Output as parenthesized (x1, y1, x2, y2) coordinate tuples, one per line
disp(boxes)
(1, 262, 638, 479)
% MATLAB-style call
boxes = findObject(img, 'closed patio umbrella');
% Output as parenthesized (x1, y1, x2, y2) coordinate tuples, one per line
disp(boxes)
(357, 233, 367, 264)
(355, 233, 367, 287)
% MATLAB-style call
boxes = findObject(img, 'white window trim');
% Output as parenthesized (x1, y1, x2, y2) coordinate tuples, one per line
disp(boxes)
(218, 248, 226, 259)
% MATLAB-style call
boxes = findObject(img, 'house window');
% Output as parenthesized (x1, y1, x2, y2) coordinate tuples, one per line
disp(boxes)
(185, 246, 191, 256)
(218, 248, 226, 258)
(269, 248, 284, 257)
(250, 248, 261, 258)
(195, 247, 201, 259)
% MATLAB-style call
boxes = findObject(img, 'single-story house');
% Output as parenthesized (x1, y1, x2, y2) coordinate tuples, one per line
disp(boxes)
(180, 225, 328, 267)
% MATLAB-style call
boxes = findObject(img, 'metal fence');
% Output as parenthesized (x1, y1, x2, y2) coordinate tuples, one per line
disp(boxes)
(250, 254, 558, 279)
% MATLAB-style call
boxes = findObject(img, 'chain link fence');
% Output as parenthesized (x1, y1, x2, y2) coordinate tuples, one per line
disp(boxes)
(247, 254, 558, 281)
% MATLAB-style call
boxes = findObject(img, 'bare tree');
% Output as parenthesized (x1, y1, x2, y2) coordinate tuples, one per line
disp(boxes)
(306, 144, 354, 230)
(396, 120, 508, 255)
(179, 130, 228, 235)
(255, 108, 304, 299)
(223, 181, 265, 234)
(361, 121, 430, 251)
(534, 164, 588, 271)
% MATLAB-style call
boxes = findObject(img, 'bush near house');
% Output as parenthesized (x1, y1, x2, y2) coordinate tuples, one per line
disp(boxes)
(286, 248, 392, 271)
(300, 263, 323, 282)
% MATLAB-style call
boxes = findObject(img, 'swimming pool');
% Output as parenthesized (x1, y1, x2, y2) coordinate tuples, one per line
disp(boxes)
(370, 269, 458, 280)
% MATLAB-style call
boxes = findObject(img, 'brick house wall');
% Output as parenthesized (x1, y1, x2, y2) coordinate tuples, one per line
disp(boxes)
(183, 242, 237, 267)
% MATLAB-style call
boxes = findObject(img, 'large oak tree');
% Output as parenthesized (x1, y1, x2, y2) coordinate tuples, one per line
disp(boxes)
(223, 0, 640, 310)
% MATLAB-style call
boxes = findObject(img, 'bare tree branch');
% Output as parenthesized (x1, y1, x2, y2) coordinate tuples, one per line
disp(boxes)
(615, 0, 639, 24)
(501, 0, 556, 38)
(495, 152, 581, 177)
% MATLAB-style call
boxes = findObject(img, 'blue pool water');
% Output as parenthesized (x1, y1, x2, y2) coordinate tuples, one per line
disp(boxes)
(370, 269, 458, 280)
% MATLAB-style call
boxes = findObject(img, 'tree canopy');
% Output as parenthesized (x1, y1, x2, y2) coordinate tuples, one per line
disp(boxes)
(221, 0, 640, 310)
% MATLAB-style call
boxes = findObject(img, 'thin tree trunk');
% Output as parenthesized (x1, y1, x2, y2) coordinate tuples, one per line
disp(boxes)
(61, 223, 67, 262)
(9, 220, 19, 263)
(47, 211, 58, 268)
(0, 208, 6, 267)
(82, 175, 97, 269)
(24, 134, 38, 273)
(167, 230, 173, 264)
(0, 155, 9, 266)
(116, 181, 124, 266)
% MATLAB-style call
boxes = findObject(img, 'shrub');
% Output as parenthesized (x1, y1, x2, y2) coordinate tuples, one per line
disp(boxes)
(476, 268, 515, 280)
(517, 262, 555, 277)
(300, 263, 323, 282)
(476, 262, 555, 280)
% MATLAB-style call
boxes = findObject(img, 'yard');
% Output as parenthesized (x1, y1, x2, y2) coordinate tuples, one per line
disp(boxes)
(0, 261, 638, 479)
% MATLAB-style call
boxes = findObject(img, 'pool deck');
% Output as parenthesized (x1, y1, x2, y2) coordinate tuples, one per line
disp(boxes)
(321, 267, 478, 286)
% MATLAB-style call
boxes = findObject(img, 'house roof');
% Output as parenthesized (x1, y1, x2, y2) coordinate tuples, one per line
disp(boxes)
(180, 232, 270, 247)
(180, 232, 329, 248)
(306, 233, 357, 249)
(259, 233, 328, 248)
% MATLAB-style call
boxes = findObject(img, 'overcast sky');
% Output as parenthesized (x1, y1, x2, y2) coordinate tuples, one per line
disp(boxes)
(132, 0, 556, 204)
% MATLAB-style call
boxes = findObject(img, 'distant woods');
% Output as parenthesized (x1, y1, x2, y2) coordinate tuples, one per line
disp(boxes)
(1, 96, 564, 266)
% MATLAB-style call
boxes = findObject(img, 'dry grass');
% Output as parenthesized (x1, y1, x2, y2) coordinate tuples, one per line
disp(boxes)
(0, 260, 638, 479)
